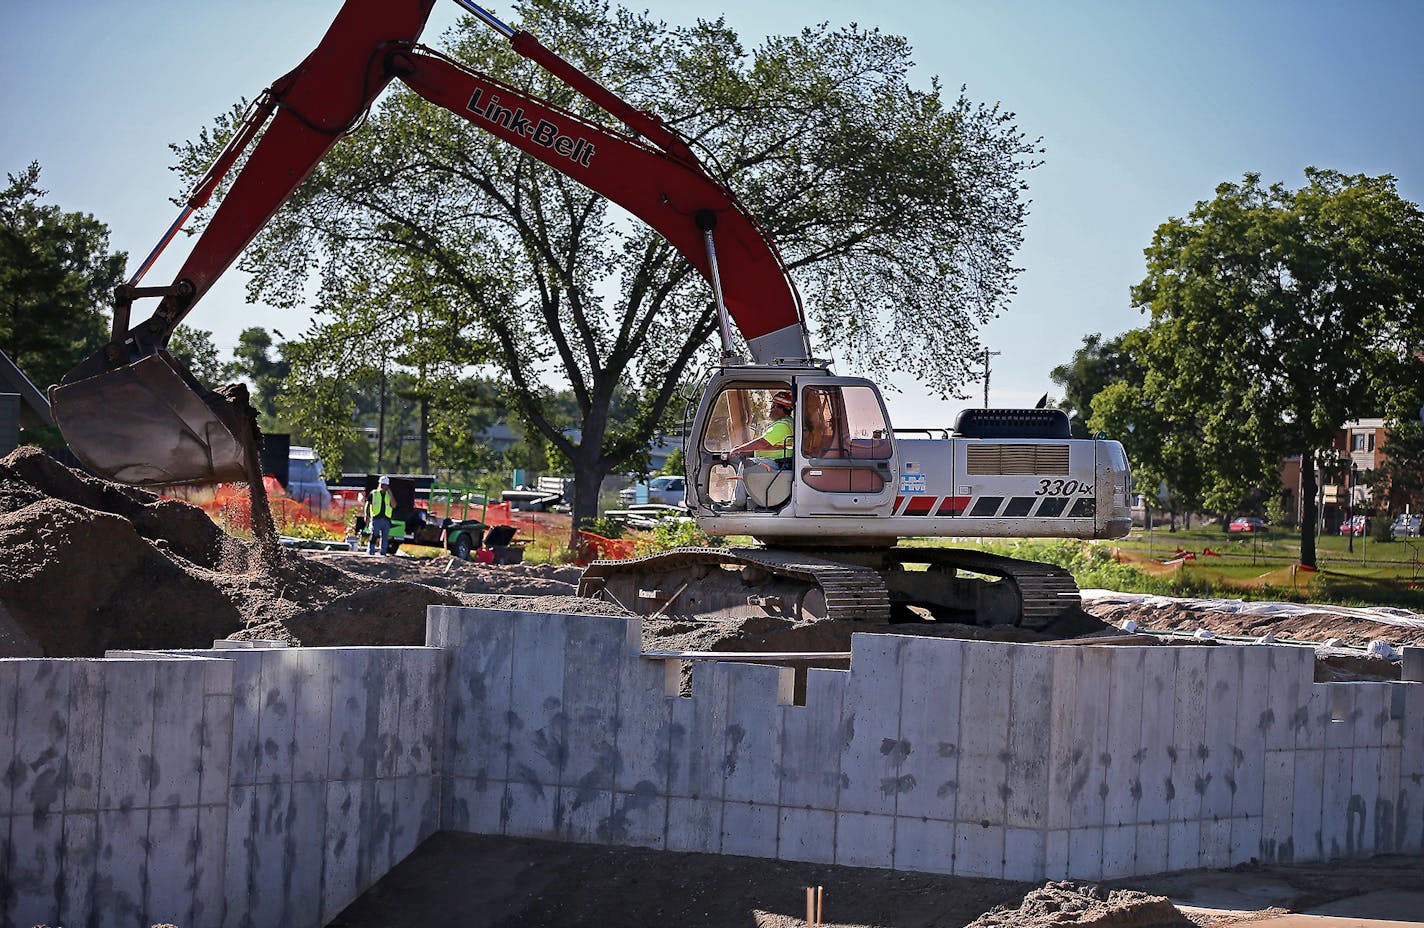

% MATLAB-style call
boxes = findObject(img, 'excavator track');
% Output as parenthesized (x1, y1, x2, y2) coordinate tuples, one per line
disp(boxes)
(578, 547, 892, 624)
(881, 547, 1081, 630)
(578, 545, 1081, 629)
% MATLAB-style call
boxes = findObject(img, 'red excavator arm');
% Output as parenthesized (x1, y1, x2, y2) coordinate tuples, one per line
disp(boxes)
(51, 0, 806, 486)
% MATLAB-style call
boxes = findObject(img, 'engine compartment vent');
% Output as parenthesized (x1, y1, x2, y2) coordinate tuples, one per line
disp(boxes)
(966, 444, 1070, 475)
(953, 407, 1071, 439)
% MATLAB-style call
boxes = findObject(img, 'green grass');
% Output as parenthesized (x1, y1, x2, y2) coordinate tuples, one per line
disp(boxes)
(904, 530, 1424, 610)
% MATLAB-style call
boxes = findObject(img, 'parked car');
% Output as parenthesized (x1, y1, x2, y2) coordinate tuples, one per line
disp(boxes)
(1228, 516, 1266, 533)
(1392, 513, 1422, 539)
(618, 475, 686, 507)
(287, 446, 333, 511)
(1339, 514, 1367, 536)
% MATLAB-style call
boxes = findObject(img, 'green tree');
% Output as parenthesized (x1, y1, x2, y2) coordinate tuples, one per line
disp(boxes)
(658, 447, 685, 476)
(1050, 332, 1139, 438)
(227, 326, 290, 429)
(1127, 169, 1424, 566)
(1366, 420, 1424, 516)
(0, 162, 124, 388)
(167, 325, 226, 384)
(174, 0, 1038, 534)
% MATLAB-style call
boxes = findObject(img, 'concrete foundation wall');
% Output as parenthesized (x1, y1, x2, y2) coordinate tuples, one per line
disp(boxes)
(0, 646, 442, 928)
(2, 605, 1421, 926)
(434, 607, 1424, 882)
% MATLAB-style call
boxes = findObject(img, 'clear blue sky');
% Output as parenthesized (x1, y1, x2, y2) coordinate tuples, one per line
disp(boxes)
(3, 0, 1421, 427)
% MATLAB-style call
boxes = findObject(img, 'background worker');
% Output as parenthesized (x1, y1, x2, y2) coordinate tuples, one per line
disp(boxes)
(366, 475, 395, 556)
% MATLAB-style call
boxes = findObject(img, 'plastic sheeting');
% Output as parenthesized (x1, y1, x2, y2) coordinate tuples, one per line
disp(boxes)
(1080, 588, 1424, 631)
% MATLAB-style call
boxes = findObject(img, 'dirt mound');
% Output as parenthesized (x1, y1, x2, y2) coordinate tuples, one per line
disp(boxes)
(317, 553, 583, 596)
(236, 582, 468, 647)
(0, 448, 592, 657)
(0, 497, 244, 655)
(966, 881, 1187, 928)
(1, 445, 226, 567)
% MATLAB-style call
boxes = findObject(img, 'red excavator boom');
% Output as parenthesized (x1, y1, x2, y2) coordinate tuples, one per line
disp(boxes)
(51, 0, 806, 485)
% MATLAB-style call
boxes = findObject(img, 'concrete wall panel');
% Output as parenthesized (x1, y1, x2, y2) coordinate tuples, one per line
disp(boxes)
(604, 784, 665, 848)
(837, 635, 906, 816)
(59, 812, 99, 928)
(1104, 647, 1145, 831)
(666, 795, 720, 853)
(722, 800, 779, 859)
(779, 806, 836, 864)
(508, 613, 569, 790)
(0, 663, 18, 818)
(1169, 648, 1208, 832)
(955, 640, 1012, 829)
(7, 810, 64, 928)
(292, 649, 334, 784)
(892, 815, 953, 874)
(145, 804, 199, 927)
(1136, 648, 1177, 830)
(1006, 644, 1052, 831)
(778, 668, 846, 813)
(668, 662, 732, 802)
(896, 638, 963, 822)
(1045, 648, 1080, 832)
(96, 806, 150, 928)
(1350, 746, 1381, 858)
(1200, 647, 1242, 837)
(1261, 749, 1295, 863)
(65, 660, 107, 815)
(835, 810, 894, 868)
(99, 661, 157, 812)
(722, 663, 786, 804)
(1401, 682, 1424, 854)
(613, 630, 671, 794)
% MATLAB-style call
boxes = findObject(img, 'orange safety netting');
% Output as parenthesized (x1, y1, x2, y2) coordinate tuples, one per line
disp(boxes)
(163, 477, 351, 537)
(576, 531, 638, 563)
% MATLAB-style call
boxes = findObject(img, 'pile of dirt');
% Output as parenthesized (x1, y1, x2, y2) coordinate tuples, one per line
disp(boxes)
(0, 448, 609, 656)
(966, 881, 1188, 928)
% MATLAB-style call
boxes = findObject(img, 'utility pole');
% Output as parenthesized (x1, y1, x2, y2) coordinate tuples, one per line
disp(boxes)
(983, 349, 1001, 408)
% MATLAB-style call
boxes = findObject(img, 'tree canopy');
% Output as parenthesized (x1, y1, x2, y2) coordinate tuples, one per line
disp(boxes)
(1093, 169, 1424, 565)
(0, 162, 125, 388)
(173, 0, 1039, 529)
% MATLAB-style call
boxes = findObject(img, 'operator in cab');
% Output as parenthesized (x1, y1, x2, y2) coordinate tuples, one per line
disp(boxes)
(731, 389, 795, 464)
(719, 388, 795, 511)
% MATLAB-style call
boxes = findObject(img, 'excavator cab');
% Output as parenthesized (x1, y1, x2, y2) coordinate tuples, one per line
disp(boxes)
(687, 365, 900, 542)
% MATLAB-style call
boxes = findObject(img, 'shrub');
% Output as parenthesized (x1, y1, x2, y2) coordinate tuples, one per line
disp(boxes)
(582, 516, 626, 539)
(636, 518, 723, 554)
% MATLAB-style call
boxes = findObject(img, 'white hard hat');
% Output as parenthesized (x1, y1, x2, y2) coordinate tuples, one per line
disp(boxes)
(379, 475, 391, 486)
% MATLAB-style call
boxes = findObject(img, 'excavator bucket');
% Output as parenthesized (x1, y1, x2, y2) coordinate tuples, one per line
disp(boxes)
(50, 350, 258, 486)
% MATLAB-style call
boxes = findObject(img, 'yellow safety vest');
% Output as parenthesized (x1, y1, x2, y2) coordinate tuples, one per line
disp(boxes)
(369, 488, 393, 518)
(754, 418, 794, 459)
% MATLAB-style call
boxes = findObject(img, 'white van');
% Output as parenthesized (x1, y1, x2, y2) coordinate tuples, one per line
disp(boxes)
(288, 446, 333, 511)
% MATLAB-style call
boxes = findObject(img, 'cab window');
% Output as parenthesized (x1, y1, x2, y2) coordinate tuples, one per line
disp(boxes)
(801, 385, 892, 460)
(701, 386, 790, 453)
